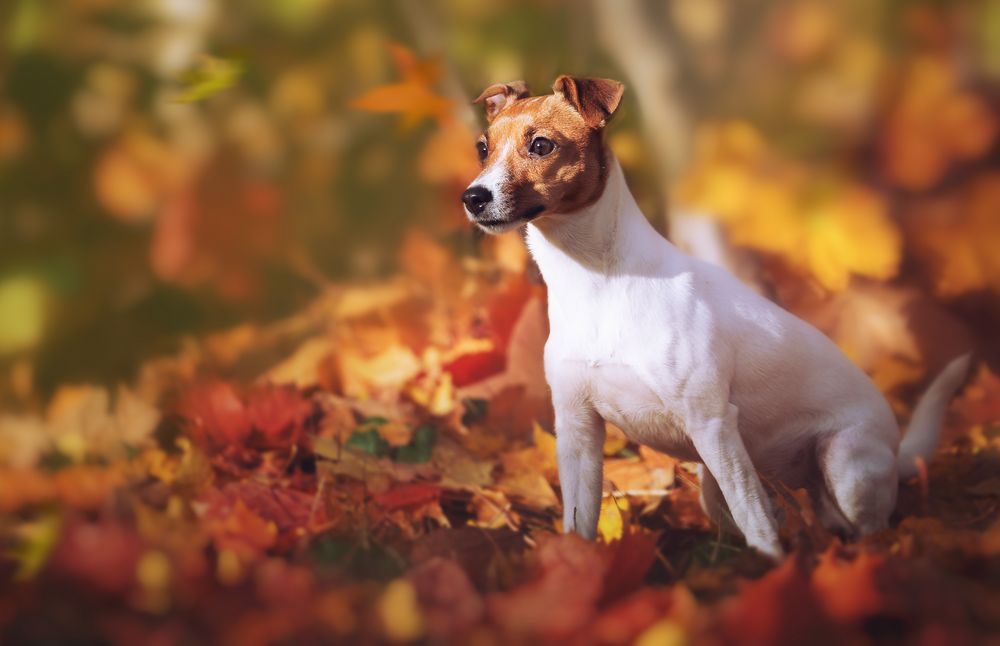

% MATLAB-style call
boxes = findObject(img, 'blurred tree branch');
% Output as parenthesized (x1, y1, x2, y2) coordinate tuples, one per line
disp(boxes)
(592, 0, 691, 198)
(592, 0, 752, 279)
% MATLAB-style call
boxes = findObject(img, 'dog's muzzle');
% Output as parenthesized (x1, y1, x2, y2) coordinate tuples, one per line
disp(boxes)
(462, 185, 493, 215)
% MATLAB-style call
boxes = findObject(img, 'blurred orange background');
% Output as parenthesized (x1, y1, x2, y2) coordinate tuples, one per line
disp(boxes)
(1, 0, 998, 397)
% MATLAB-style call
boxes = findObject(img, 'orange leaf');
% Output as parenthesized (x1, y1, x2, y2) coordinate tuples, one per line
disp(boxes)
(487, 534, 608, 640)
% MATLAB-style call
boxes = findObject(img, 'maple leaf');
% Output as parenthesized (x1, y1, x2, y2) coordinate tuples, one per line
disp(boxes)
(350, 44, 453, 129)
(243, 383, 314, 449)
(176, 381, 314, 455)
(176, 380, 249, 450)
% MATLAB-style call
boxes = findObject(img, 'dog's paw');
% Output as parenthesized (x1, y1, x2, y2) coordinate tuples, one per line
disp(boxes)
(748, 537, 785, 561)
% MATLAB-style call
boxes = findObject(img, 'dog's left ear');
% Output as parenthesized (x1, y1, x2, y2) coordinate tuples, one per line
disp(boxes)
(552, 75, 625, 128)
(473, 81, 530, 122)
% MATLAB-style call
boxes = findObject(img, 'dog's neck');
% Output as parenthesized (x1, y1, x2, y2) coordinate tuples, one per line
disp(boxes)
(525, 157, 674, 289)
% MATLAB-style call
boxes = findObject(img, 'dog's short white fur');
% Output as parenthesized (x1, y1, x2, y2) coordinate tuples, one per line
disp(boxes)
(465, 82, 970, 558)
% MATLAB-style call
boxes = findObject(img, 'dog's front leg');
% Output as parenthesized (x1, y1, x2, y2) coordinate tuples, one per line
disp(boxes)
(554, 400, 605, 540)
(688, 403, 783, 558)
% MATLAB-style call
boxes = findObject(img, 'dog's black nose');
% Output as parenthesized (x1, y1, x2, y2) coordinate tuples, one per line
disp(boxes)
(462, 186, 493, 215)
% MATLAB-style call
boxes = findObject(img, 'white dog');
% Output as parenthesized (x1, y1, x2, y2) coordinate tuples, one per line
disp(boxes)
(461, 76, 970, 557)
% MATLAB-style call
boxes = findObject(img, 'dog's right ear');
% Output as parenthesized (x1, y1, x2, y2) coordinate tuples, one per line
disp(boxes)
(473, 81, 530, 122)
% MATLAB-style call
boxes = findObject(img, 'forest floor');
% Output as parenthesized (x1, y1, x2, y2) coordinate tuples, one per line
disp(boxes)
(2, 234, 999, 645)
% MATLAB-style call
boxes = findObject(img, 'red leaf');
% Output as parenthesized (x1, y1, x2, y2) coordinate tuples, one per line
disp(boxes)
(410, 557, 485, 639)
(244, 383, 314, 448)
(177, 381, 314, 454)
(373, 483, 441, 511)
(205, 481, 314, 536)
(592, 587, 677, 645)
(443, 350, 506, 387)
(487, 275, 532, 347)
(177, 380, 249, 450)
(487, 533, 607, 640)
(49, 521, 143, 596)
(600, 530, 660, 605)
(719, 557, 844, 646)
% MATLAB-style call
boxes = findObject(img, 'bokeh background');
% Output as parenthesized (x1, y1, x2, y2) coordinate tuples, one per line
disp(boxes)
(1, 0, 999, 398)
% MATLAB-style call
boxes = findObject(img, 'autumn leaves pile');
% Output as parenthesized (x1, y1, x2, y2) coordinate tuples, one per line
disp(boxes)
(1, 225, 1000, 643)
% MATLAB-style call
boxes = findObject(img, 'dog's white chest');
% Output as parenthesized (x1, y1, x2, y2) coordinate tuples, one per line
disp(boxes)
(571, 360, 698, 461)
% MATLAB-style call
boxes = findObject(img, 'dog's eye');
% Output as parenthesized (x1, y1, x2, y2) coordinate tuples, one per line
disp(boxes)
(476, 141, 488, 162)
(529, 137, 555, 157)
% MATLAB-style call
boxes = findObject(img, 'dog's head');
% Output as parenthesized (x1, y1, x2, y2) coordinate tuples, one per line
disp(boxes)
(462, 75, 624, 234)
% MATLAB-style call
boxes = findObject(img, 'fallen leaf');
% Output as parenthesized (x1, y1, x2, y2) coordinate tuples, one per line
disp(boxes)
(409, 557, 485, 639)
(377, 578, 426, 642)
(598, 495, 629, 543)
(488, 533, 608, 640)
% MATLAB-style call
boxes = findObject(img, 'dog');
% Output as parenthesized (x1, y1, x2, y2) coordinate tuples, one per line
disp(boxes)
(461, 75, 970, 558)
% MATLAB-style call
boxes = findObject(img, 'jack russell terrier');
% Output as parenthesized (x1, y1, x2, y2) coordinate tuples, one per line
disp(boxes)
(461, 75, 970, 558)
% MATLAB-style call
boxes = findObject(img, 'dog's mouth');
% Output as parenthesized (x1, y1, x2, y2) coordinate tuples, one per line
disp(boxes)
(474, 205, 545, 233)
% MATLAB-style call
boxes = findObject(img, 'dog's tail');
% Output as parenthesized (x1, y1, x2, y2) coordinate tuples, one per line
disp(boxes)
(897, 353, 972, 480)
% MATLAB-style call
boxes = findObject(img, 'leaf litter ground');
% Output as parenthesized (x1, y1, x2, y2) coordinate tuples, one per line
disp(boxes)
(1, 232, 999, 645)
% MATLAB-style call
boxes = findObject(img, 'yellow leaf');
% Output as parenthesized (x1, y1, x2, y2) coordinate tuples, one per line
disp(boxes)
(266, 337, 335, 388)
(433, 439, 495, 489)
(376, 419, 414, 448)
(136, 549, 172, 593)
(533, 422, 558, 467)
(0, 275, 47, 356)
(676, 121, 901, 292)
(7, 511, 61, 580)
(598, 495, 629, 543)
(496, 471, 559, 509)
(804, 188, 900, 291)
(378, 579, 426, 642)
(337, 345, 422, 398)
(906, 173, 1000, 296)
(603, 422, 628, 456)
(635, 619, 688, 646)
(174, 55, 243, 103)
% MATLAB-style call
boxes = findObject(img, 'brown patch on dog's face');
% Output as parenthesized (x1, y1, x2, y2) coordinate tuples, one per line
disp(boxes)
(462, 76, 624, 234)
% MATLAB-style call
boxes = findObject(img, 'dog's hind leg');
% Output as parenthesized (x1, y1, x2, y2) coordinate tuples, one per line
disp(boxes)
(816, 424, 898, 536)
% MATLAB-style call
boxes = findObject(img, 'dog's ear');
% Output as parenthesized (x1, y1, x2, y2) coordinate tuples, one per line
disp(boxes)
(473, 81, 530, 122)
(552, 75, 625, 128)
